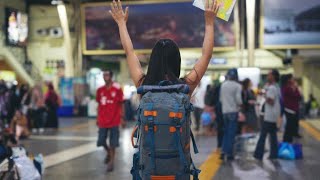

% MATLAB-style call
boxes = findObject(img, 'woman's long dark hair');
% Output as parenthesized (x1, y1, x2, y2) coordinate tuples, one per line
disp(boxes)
(242, 78, 251, 90)
(140, 39, 183, 85)
(281, 74, 293, 87)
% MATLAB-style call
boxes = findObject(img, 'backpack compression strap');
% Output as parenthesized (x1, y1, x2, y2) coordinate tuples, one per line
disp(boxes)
(190, 157, 201, 180)
(137, 84, 189, 95)
(145, 103, 156, 170)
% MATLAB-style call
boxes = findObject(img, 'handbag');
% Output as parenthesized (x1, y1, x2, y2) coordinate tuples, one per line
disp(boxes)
(278, 142, 295, 160)
(201, 112, 212, 126)
(292, 143, 303, 159)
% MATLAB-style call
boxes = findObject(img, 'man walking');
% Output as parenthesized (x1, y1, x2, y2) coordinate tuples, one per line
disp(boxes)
(220, 68, 242, 161)
(96, 70, 124, 172)
(254, 69, 281, 160)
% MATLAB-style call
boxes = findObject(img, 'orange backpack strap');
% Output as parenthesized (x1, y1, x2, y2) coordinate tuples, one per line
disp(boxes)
(144, 110, 158, 117)
(151, 176, 175, 180)
(169, 112, 183, 119)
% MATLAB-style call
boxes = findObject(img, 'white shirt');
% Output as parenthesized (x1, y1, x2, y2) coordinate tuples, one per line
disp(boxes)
(220, 80, 242, 114)
(192, 86, 206, 109)
(264, 84, 281, 123)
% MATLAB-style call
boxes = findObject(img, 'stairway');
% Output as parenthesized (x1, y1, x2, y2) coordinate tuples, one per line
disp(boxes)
(0, 33, 42, 86)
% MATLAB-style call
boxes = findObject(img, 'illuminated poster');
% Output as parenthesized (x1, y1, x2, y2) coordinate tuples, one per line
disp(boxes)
(59, 78, 74, 106)
(82, 0, 237, 55)
(261, 0, 320, 49)
(5, 8, 28, 46)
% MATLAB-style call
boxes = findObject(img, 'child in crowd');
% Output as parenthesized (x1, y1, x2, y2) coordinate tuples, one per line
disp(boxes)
(10, 110, 30, 141)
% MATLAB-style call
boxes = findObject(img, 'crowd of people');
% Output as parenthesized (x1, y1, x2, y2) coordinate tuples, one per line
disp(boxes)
(0, 80, 60, 143)
(192, 68, 319, 161)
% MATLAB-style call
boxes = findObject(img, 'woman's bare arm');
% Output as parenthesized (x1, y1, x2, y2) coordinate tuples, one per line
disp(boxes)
(186, 0, 219, 93)
(109, 0, 144, 87)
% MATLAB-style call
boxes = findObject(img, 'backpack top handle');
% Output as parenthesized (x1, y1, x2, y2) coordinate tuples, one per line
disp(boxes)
(137, 84, 190, 95)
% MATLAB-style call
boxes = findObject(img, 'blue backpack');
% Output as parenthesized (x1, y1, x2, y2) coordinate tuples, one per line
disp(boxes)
(130, 82, 200, 180)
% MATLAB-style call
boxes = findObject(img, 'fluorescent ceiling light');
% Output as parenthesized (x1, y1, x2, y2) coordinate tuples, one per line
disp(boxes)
(51, 0, 64, 5)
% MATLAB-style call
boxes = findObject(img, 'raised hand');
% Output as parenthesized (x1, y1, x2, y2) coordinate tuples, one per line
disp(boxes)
(186, 0, 219, 93)
(204, 0, 219, 24)
(109, 0, 129, 25)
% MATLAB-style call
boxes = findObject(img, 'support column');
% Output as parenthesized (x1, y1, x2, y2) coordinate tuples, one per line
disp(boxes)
(57, 4, 74, 77)
(302, 76, 310, 101)
(71, 0, 83, 77)
(246, 0, 256, 67)
(239, 0, 245, 67)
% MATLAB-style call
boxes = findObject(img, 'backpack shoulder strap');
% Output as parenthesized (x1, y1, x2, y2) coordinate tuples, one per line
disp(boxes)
(190, 130, 199, 154)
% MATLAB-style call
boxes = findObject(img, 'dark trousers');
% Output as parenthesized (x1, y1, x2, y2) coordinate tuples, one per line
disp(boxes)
(294, 112, 300, 135)
(216, 110, 224, 148)
(46, 108, 58, 128)
(283, 111, 299, 143)
(193, 107, 203, 131)
(254, 121, 278, 159)
(222, 113, 238, 157)
(32, 108, 46, 129)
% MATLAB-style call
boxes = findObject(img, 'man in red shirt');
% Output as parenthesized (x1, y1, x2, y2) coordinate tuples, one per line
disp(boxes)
(96, 70, 124, 172)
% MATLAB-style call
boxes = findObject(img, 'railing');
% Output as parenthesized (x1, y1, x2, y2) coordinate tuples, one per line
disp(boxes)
(0, 32, 42, 83)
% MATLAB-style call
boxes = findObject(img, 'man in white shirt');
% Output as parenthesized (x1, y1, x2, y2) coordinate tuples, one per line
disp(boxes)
(192, 83, 206, 133)
(254, 69, 281, 160)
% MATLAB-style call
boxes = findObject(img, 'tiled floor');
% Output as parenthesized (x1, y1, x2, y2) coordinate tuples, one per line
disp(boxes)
(19, 118, 320, 180)
(214, 129, 320, 180)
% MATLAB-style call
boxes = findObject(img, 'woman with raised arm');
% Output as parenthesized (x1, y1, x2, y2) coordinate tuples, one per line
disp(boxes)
(109, 0, 219, 95)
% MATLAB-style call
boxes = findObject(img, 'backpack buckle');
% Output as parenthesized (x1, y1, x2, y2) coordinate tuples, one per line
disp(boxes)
(184, 166, 190, 173)
(147, 119, 154, 126)
(169, 126, 183, 133)
(148, 125, 154, 131)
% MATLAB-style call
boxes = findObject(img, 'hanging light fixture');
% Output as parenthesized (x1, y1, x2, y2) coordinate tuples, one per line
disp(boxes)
(51, 0, 64, 5)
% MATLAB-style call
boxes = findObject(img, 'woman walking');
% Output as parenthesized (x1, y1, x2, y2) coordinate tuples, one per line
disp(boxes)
(45, 83, 61, 129)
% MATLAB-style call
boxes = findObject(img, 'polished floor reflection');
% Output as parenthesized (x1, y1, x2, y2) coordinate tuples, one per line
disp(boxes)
(20, 118, 320, 180)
